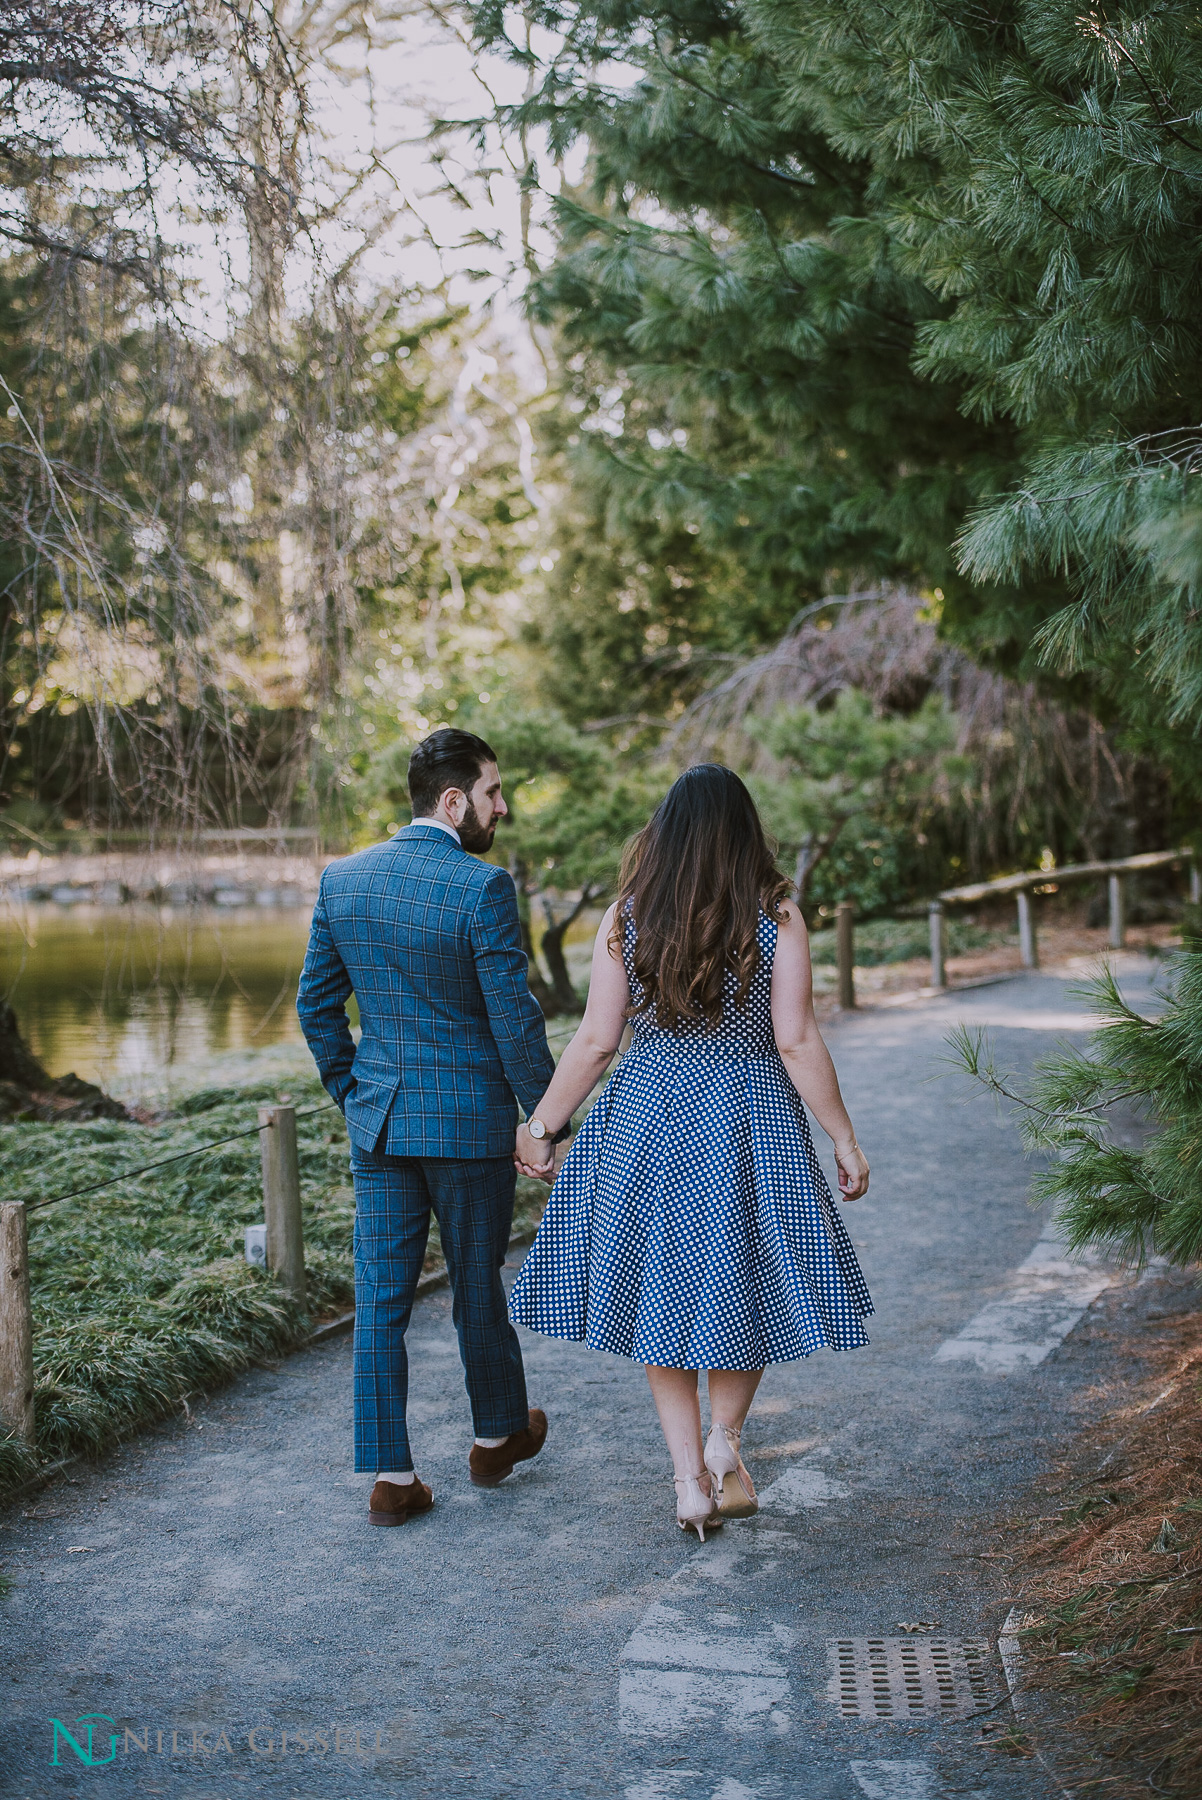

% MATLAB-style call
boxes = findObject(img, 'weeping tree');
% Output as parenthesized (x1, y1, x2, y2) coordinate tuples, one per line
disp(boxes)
(0, 0, 312, 830)
(668, 588, 1174, 912)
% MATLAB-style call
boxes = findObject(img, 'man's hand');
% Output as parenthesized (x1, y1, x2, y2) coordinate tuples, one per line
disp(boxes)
(515, 1122, 555, 1182)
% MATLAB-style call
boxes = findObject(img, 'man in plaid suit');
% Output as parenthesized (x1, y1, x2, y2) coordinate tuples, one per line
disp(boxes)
(297, 728, 563, 1525)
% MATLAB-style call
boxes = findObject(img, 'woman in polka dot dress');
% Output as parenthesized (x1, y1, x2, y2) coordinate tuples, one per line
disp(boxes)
(509, 764, 872, 1540)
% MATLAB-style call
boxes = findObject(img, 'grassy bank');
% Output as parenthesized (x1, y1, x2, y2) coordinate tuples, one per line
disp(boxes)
(0, 1067, 549, 1502)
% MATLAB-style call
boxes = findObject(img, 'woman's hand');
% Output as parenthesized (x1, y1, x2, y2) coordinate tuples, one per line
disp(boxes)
(834, 1141, 869, 1201)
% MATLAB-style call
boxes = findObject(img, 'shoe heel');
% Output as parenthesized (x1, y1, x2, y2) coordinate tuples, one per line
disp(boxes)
(705, 1424, 758, 1519)
(673, 1471, 723, 1541)
(469, 1468, 512, 1489)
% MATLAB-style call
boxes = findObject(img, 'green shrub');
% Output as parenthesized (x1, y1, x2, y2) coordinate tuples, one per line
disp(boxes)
(954, 946, 1202, 1266)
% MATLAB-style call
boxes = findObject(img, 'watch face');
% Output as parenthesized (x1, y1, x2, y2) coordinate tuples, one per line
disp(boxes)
(528, 1120, 546, 1138)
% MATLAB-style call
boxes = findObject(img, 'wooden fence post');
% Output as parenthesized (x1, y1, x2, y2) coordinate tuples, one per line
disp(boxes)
(0, 1201, 35, 1445)
(258, 1106, 306, 1306)
(928, 900, 947, 990)
(1108, 873, 1127, 949)
(1016, 889, 1039, 969)
(835, 900, 856, 1010)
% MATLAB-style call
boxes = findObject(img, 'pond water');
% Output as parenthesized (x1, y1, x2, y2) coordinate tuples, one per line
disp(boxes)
(1, 898, 603, 1100)
(1, 906, 318, 1092)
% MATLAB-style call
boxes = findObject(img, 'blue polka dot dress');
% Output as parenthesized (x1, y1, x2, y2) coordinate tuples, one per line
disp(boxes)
(508, 907, 874, 1370)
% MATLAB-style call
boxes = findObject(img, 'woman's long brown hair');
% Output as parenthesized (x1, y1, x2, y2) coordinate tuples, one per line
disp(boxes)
(612, 764, 790, 1029)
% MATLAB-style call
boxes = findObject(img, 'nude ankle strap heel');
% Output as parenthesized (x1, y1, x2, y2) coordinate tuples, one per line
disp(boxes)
(704, 1423, 758, 1518)
(673, 1471, 723, 1542)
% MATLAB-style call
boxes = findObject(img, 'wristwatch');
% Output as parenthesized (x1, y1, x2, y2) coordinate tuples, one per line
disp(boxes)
(526, 1118, 548, 1140)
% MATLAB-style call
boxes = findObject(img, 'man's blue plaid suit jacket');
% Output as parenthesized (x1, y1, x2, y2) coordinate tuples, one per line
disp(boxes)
(296, 820, 556, 1157)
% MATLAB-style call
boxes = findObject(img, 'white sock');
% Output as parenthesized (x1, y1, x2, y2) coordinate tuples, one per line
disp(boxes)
(474, 1436, 507, 1448)
(376, 1469, 415, 1485)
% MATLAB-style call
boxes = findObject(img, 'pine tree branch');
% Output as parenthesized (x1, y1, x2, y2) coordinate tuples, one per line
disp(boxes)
(946, 1024, 1148, 1131)
(1082, 19, 1202, 156)
(645, 49, 844, 190)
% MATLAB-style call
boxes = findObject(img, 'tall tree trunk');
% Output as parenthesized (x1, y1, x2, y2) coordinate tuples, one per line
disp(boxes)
(509, 857, 557, 1015)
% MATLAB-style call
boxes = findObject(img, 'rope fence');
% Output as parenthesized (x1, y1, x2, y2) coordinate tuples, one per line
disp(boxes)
(17, 1101, 339, 1215)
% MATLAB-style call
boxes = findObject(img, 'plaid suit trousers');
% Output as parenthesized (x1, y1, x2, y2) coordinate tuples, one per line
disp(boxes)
(350, 1150, 529, 1473)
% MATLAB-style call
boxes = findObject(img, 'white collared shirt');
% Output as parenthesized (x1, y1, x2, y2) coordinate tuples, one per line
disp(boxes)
(408, 816, 461, 843)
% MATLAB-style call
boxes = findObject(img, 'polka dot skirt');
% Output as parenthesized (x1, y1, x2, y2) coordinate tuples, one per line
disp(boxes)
(509, 909, 874, 1371)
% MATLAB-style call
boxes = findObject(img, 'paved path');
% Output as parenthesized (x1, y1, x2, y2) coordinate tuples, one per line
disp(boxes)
(1, 955, 1181, 1800)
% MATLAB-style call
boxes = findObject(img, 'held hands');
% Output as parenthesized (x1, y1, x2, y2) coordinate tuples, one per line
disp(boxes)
(834, 1139, 869, 1201)
(514, 1122, 569, 1184)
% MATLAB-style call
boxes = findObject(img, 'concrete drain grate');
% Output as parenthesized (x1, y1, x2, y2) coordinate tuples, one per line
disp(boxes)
(826, 1637, 995, 1720)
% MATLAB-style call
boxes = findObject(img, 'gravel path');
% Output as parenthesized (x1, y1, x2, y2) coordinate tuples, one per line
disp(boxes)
(1, 954, 1180, 1800)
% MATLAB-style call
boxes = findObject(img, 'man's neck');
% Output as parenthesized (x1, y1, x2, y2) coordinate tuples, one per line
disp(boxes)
(411, 814, 461, 842)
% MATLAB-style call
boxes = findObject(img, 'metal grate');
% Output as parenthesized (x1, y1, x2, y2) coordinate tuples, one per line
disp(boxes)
(826, 1638, 994, 1720)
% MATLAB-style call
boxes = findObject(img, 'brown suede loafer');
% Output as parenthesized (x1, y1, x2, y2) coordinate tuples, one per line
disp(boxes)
(468, 1408, 548, 1487)
(368, 1476, 434, 1526)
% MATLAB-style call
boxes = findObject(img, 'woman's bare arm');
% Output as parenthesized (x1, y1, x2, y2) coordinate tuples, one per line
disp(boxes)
(515, 904, 630, 1178)
(770, 901, 869, 1200)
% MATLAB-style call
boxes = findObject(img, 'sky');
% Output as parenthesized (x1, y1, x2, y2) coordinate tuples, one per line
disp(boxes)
(307, 7, 582, 360)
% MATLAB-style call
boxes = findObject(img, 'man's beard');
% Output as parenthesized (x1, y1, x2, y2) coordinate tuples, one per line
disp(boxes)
(457, 799, 496, 853)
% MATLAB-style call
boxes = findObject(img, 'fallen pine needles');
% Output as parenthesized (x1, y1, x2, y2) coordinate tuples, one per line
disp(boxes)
(1013, 1305, 1202, 1795)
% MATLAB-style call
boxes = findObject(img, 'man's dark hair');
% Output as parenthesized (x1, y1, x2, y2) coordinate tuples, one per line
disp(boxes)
(407, 728, 498, 816)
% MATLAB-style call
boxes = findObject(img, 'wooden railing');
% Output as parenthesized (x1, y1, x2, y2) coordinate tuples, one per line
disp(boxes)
(832, 848, 1198, 1006)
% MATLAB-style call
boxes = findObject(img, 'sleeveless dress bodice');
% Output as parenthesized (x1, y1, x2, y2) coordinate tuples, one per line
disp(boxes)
(621, 902, 782, 1059)
(507, 907, 873, 1369)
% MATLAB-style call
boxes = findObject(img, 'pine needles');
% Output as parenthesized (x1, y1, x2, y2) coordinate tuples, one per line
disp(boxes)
(482, 0, 1202, 795)
(950, 944, 1202, 1268)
